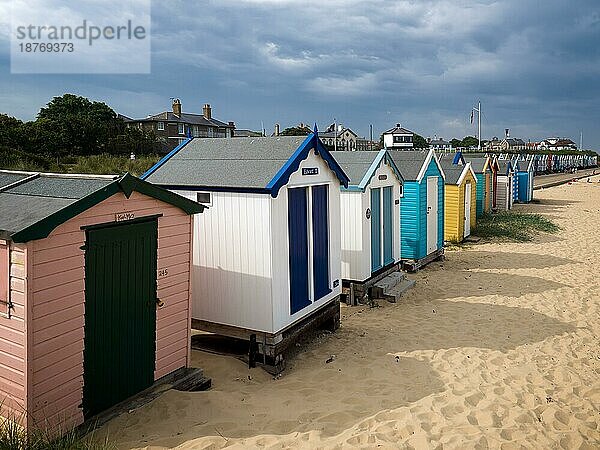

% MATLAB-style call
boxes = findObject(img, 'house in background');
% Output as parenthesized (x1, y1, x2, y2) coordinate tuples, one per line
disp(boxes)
(538, 138, 578, 151)
(383, 124, 414, 150)
(319, 126, 358, 151)
(126, 99, 235, 151)
(428, 137, 452, 152)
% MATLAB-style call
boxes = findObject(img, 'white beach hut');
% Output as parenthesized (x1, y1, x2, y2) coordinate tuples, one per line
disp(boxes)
(332, 150, 403, 285)
(143, 132, 349, 371)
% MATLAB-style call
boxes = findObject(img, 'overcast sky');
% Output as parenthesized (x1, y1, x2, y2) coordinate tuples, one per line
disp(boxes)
(1, 0, 599, 148)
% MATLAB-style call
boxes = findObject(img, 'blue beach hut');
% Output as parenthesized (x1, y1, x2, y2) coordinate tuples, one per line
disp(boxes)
(388, 149, 445, 269)
(517, 158, 535, 203)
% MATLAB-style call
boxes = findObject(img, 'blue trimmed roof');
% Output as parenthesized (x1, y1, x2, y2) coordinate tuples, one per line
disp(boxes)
(142, 133, 349, 197)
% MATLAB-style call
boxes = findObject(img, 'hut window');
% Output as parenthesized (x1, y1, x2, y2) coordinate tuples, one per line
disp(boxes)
(196, 192, 211, 206)
(0, 241, 8, 317)
(157, 121, 165, 131)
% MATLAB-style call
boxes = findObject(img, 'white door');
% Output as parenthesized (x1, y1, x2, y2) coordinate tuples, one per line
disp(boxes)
(464, 182, 471, 238)
(426, 177, 438, 255)
(508, 176, 513, 209)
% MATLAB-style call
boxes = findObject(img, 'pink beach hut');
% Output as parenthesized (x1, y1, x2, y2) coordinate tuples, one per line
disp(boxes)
(0, 171, 204, 431)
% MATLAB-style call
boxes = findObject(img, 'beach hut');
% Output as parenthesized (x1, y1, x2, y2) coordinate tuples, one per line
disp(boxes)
(511, 157, 520, 203)
(464, 156, 493, 217)
(439, 161, 477, 242)
(0, 171, 203, 431)
(517, 158, 535, 203)
(332, 150, 404, 284)
(143, 133, 349, 372)
(496, 160, 514, 210)
(387, 149, 445, 270)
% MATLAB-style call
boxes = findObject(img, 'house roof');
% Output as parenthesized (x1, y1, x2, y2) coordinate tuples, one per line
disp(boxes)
(319, 128, 358, 139)
(143, 134, 350, 197)
(383, 124, 414, 135)
(0, 172, 204, 243)
(134, 111, 233, 129)
(331, 150, 403, 191)
(387, 149, 445, 182)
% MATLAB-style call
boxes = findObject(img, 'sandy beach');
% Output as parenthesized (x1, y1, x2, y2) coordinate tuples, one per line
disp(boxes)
(100, 177, 600, 449)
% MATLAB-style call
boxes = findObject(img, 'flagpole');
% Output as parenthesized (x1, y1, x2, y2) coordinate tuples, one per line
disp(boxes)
(334, 118, 337, 152)
(478, 100, 481, 152)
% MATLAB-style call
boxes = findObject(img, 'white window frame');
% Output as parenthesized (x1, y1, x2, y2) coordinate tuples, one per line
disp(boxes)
(157, 121, 164, 131)
(178, 123, 185, 135)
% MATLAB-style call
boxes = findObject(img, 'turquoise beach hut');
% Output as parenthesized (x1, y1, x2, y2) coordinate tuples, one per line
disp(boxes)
(517, 158, 535, 203)
(388, 149, 445, 269)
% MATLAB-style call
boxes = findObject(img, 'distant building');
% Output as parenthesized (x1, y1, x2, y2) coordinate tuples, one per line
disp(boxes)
(126, 99, 235, 151)
(538, 138, 577, 151)
(485, 129, 526, 151)
(234, 129, 263, 138)
(319, 125, 358, 151)
(428, 136, 452, 152)
(355, 137, 379, 151)
(383, 124, 414, 149)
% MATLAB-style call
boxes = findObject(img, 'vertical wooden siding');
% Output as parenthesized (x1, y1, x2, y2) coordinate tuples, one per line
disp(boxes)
(0, 243, 27, 421)
(29, 191, 192, 429)
(183, 191, 274, 333)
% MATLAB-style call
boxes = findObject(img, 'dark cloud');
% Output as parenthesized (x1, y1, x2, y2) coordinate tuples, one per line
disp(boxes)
(0, 0, 598, 147)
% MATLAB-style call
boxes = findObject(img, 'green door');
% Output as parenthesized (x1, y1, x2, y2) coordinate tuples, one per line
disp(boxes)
(83, 219, 157, 419)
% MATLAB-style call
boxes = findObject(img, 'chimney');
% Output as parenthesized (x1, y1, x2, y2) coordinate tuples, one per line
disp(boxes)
(172, 98, 181, 117)
(505, 128, 510, 138)
(203, 104, 212, 120)
(274, 123, 280, 136)
(228, 121, 235, 128)
(396, 123, 401, 128)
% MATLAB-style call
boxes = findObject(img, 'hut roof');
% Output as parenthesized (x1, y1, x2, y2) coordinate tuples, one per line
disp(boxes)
(463, 157, 489, 173)
(0, 172, 204, 243)
(0, 171, 31, 189)
(331, 150, 403, 190)
(143, 134, 349, 196)
(438, 160, 476, 185)
(387, 149, 445, 182)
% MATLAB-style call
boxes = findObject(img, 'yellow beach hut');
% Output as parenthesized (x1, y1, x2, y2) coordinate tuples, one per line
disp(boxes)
(440, 161, 477, 242)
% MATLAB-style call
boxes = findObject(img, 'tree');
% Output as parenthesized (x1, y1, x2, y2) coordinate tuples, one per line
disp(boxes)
(413, 133, 428, 149)
(461, 136, 479, 148)
(280, 125, 311, 136)
(37, 94, 123, 156)
(0, 114, 23, 148)
(450, 138, 462, 148)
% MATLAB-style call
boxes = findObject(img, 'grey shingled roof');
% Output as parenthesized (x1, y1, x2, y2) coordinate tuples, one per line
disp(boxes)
(0, 171, 30, 189)
(145, 136, 309, 188)
(464, 157, 488, 173)
(330, 151, 380, 185)
(0, 174, 115, 237)
(138, 111, 232, 129)
(387, 150, 429, 181)
(442, 166, 464, 184)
